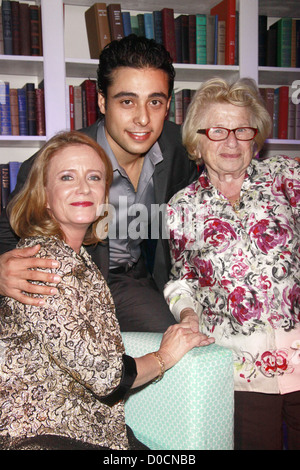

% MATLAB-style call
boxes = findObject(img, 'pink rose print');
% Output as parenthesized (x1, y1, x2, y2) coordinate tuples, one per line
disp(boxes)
(227, 286, 263, 325)
(204, 218, 237, 253)
(272, 175, 300, 207)
(249, 219, 292, 254)
(191, 257, 215, 287)
(260, 350, 289, 377)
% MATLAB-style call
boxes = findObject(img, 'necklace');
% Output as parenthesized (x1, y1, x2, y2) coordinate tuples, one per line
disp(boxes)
(231, 198, 240, 213)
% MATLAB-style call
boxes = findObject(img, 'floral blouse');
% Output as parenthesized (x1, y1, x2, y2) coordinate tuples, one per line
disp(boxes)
(164, 155, 300, 394)
(0, 236, 129, 450)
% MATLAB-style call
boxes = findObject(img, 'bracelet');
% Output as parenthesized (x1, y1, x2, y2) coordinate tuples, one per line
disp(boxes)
(151, 351, 166, 383)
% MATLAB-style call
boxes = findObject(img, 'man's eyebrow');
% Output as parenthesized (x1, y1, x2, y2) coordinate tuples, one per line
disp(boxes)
(112, 91, 169, 100)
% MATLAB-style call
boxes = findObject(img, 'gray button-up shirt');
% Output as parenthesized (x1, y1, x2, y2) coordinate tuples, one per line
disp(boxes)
(97, 120, 163, 269)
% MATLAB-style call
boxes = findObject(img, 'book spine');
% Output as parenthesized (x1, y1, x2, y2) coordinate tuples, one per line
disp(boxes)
(35, 88, 45, 136)
(19, 2, 31, 56)
(277, 18, 292, 67)
(0, 163, 10, 212)
(0, 81, 12, 135)
(29, 4, 41, 56)
(153, 11, 163, 44)
(9, 161, 21, 193)
(17, 88, 27, 135)
(69, 85, 74, 130)
(107, 4, 124, 41)
(11, 0, 20, 55)
(161, 8, 177, 62)
(74, 86, 83, 130)
(277, 86, 289, 139)
(122, 12, 132, 36)
(188, 15, 196, 64)
(196, 14, 207, 65)
(9, 88, 19, 135)
(144, 13, 154, 40)
(2, 0, 13, 55)
(24, 83, 36, 135)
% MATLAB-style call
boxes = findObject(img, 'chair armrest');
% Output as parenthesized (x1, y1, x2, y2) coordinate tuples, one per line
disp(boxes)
(122, 331, 234, 450)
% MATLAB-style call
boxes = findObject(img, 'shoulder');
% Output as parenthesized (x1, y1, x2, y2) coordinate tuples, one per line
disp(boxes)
(255, 155, 299, 174)
(168, 178, 200, 206)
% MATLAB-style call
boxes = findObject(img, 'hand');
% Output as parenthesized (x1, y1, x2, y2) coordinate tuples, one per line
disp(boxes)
(0, 245, 61, 306)
(180, 308, 200, 332)
(158, 323, 215, 371)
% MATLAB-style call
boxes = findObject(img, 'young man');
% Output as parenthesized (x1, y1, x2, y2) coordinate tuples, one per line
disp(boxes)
(0, 35, 198, 332)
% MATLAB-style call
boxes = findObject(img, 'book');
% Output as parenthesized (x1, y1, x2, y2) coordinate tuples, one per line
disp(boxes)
(11, 0, 20, 55)
(19, 1, 31, 55)
(29, 4, 42, 56)
(175, 90, 183, 125)
(130, 15, 139, 35)
(270, 17, 292, 67)
(182, 89, 191, 121)
(217, 20, 226, 65)
(144, 13, 154, 39)
(258, 15, 267, 66)
(17, 87, 27, 135)
(167, 91, 175, 122)
(122, 11, 132, 36)
(196, 14, 206, 65)
(24, 83, 36, 135)
(153, 11, 163, 44)
(206, 15, 217, 65)
(296, 20, 300, 68)
(288, 99, 296, 140)
(188, 15, 196, 64)
(107, 4, 124, 41)
(137, 14, 145, 37)
(0, 163, 9, 212)
(260, 87, 274, 139)
(0, 6, 4, 54)
(273, 88, 279, 139)
(69, 85, 74, 130)
(175, 15, 189, 64)
(35, 86, 45, 136)
(9, 161, 21, 193)
(74, 85, 83, 130)
(0, 81, 12, 135)
(81, 79, 98, 128)
(295, 103, 300, 140)
(85, 3, 111, 59)
(277, 85, 289, 139)
(2, 0, 13, 55)
(9, 88, 19, 135)
(211, 0, 236, 66)
(266, 26, 277, 67)
(161, 8, 176, 62)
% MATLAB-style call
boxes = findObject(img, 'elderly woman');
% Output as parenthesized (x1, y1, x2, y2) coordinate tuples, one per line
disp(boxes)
(0, 131, 213, 450)
(164, 77, 300, 450)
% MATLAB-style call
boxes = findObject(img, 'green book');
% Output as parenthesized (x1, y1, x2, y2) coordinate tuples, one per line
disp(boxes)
(196, 14, 207, 64)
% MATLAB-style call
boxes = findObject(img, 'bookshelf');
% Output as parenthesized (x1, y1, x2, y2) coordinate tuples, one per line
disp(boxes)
(0, 0, 300, 164)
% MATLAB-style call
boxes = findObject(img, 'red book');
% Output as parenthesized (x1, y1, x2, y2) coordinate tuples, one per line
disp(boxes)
(69, 85, 74, 130)
(211, 0, 236, 65)
(161, 8, 177, 62)
(277, 86, 289, 139)
(81, 79, 98, 127)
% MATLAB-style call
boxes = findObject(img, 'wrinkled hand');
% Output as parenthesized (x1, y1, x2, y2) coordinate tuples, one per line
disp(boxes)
(180, 308, 200, 333)
(158, 322, 215, 371)
(0, 245, 61, 305)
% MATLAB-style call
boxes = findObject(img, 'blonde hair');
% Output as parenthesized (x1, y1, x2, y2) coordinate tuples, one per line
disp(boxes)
(8, 131, 113, 245)
(182, 77, 272, 162)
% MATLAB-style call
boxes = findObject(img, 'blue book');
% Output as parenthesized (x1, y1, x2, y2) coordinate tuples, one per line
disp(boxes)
(153, 11, 163, 44)
(0, 81, 12, 135)
(17, 88, 28, 135)
(9, 161, 21, 193)
(144, 13, 154, 39)
(122, 12, 132, 36)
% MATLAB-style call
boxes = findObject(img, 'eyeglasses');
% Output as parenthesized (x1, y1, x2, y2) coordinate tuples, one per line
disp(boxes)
(197, 127, 258, 141)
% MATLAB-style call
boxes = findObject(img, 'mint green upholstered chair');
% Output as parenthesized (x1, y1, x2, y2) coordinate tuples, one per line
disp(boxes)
(122, 332, 234, 450)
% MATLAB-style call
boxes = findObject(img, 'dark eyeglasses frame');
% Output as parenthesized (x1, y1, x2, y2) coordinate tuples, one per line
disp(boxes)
(196, 127, 258, 141)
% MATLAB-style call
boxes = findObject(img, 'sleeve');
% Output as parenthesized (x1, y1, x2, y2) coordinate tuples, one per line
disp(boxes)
(163, 200, 201, 322)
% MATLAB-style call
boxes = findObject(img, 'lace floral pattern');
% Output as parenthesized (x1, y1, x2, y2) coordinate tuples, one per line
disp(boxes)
(164, 156, 300, 394)
(0, 237, 128, 450)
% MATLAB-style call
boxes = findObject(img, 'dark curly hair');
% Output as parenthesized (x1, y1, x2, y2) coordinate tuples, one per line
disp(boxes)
(97, 34, 175, 99)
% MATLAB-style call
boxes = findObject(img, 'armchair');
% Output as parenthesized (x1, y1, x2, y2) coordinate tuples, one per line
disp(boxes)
(122, 332, 234, 450)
